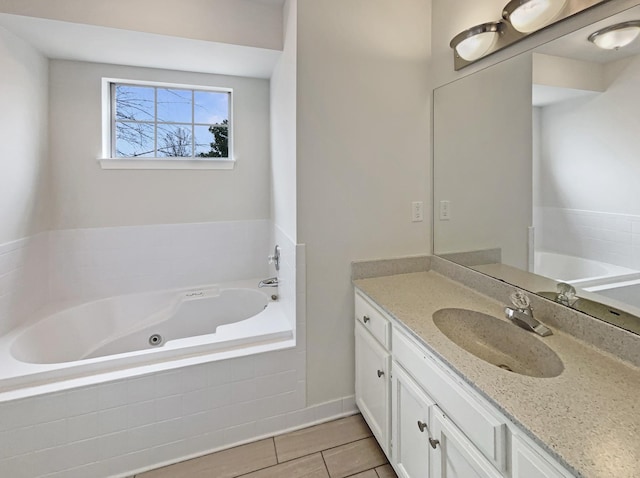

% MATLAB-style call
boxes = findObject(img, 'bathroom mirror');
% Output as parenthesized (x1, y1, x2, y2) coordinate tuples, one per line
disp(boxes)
(434, 3, 640, 335)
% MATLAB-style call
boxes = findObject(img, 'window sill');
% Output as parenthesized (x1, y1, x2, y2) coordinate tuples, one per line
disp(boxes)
(98, 158, 236, 170)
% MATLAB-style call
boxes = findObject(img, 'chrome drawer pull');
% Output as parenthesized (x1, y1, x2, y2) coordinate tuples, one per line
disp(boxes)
(417, 420, 428, 433)
(377, 370, 384, 378)
(429, 438, 440, 449)
(363, 315, 370, 323)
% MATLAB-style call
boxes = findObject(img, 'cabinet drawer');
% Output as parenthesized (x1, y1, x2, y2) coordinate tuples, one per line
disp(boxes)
(393, 327, 507, 472)
(355, 292, 390, 348)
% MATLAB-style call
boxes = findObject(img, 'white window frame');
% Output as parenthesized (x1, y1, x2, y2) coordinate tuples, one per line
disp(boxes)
(99, 78, 235, 170)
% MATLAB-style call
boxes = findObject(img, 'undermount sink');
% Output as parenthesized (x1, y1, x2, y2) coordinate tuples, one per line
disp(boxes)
(432, 308, 564, 378)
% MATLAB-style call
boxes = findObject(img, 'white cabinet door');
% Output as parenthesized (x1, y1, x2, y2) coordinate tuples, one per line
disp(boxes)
(430, 406, 503, 478)
(355, 321, 391, 455)
(392, 363, 435, 478)
(513, 437, 570, 478)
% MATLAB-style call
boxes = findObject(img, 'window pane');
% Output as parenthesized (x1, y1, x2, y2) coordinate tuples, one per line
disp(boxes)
(114, 85, 155, 121)
(157, 88, 192, 123)
(115, 122, 155, 158)
(194, 91, 229, 124)
(194, 124, 228, 158)
(157, 124, 193, 157)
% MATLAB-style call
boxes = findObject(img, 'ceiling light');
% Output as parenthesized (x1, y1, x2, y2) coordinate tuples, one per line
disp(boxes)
(588, 21, 640, 50)
(502, 0, 567, 33)
(450, 22, 502, 62)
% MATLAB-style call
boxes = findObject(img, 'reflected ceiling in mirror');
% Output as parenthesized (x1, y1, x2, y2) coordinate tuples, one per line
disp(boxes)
(433, 3, 640, 336)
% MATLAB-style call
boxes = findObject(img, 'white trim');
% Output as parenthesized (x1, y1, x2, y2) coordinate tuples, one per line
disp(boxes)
(98, 158, 236, 170)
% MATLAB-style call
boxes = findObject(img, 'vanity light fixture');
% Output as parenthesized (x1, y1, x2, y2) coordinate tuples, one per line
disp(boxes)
(502, 0, 568, 33)
(588, 21, 640, 50)
(450, 22, 503, 62)
(450, 0, 607, 70)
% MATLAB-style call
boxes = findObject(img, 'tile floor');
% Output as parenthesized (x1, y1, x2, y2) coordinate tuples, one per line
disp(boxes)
(137, 414, 397, 478)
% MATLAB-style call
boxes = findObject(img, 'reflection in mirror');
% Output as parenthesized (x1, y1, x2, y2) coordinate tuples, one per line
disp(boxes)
(434, 4, 640, 336)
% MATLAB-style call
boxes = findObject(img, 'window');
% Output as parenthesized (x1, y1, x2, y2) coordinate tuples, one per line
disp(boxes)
(101, 79, 234, 169)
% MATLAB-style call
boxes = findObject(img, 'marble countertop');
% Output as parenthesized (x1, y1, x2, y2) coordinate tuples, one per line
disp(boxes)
(354, 271, 640, 478)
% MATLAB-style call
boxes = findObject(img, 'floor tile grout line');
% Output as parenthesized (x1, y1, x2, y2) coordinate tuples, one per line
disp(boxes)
(320, 449, 332, 478)
(342, 469, 377, 478)
(233, 452, 326, 478)
(271, 436, 280, 464)
(316, 435, 377, 456)
(274, 433, 374, 464)
(228, 437, 279, 478)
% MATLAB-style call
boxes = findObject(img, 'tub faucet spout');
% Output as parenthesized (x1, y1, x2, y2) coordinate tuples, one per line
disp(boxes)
(259, 277, 278, 288)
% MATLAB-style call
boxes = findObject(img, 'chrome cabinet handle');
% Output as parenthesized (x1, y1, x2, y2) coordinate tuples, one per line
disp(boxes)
(417, 420, 428, 433)
(363, 315, 370, 323)
(429, 438, 440, 449)
(377, 370, 384, 378)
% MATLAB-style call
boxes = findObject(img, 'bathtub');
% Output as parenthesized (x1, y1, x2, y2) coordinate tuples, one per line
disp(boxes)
(0, 279, 293, 396)
(533, 251, 639, 285)
(585, 278, 640, 310)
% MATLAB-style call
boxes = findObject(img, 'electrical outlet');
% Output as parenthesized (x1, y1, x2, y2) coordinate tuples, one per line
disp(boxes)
(412, 201, 424, 222)
(439, 200, 451, 220)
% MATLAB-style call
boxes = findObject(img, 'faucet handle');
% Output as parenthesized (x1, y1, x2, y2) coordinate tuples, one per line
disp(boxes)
(557, 282, 576, 297)
(556, 282, 576, 305)
(510, 291, 530, 310)
(267, 245, 281, 271)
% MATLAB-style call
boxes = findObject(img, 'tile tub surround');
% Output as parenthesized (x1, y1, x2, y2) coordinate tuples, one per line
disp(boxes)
(0, 234, 48, 335)
(534, 207, 640, 270)
(0, 347, 357, 477)
(48, 220, 273, 304)
(0, 221, 274, 334)
(353, 271, 640, 478)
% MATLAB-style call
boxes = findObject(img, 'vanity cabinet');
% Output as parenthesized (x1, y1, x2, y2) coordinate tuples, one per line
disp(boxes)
(354, 289, 575, 478)
(355, 293, 391, 455)
(430, 406, 503, 478)
(512, 436, 570, 478)
(391, 364, 434, 478)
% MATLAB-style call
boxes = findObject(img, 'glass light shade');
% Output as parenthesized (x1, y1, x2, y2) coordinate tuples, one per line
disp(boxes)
(505, 0, 567, 33)
(455, 31, 499, 61)
(590, 25, 640, 50)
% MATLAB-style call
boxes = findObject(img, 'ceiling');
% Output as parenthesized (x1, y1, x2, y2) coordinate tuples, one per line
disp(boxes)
(0, 13, 282, 79)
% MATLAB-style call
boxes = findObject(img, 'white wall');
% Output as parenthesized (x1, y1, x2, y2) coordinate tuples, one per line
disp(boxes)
(534, 55, 640, 268)
(0, 26, 49, 244)
(0, 27, 50, 334)
(537, 56, 640, 215)
(49, 60, 271, 230)
(297, 0, 431, 404)
(0, 0, 283, 51)
(270, 0, 297, 241)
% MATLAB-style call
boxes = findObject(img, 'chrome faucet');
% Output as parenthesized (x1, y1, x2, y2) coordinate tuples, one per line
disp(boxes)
(259, 277, 278, 288)
(504, 291, 552, 337)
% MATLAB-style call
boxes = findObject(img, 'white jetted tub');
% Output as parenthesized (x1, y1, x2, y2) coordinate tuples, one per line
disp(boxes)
(534, 251, 639, 285)
(0, 279, 293, 394)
